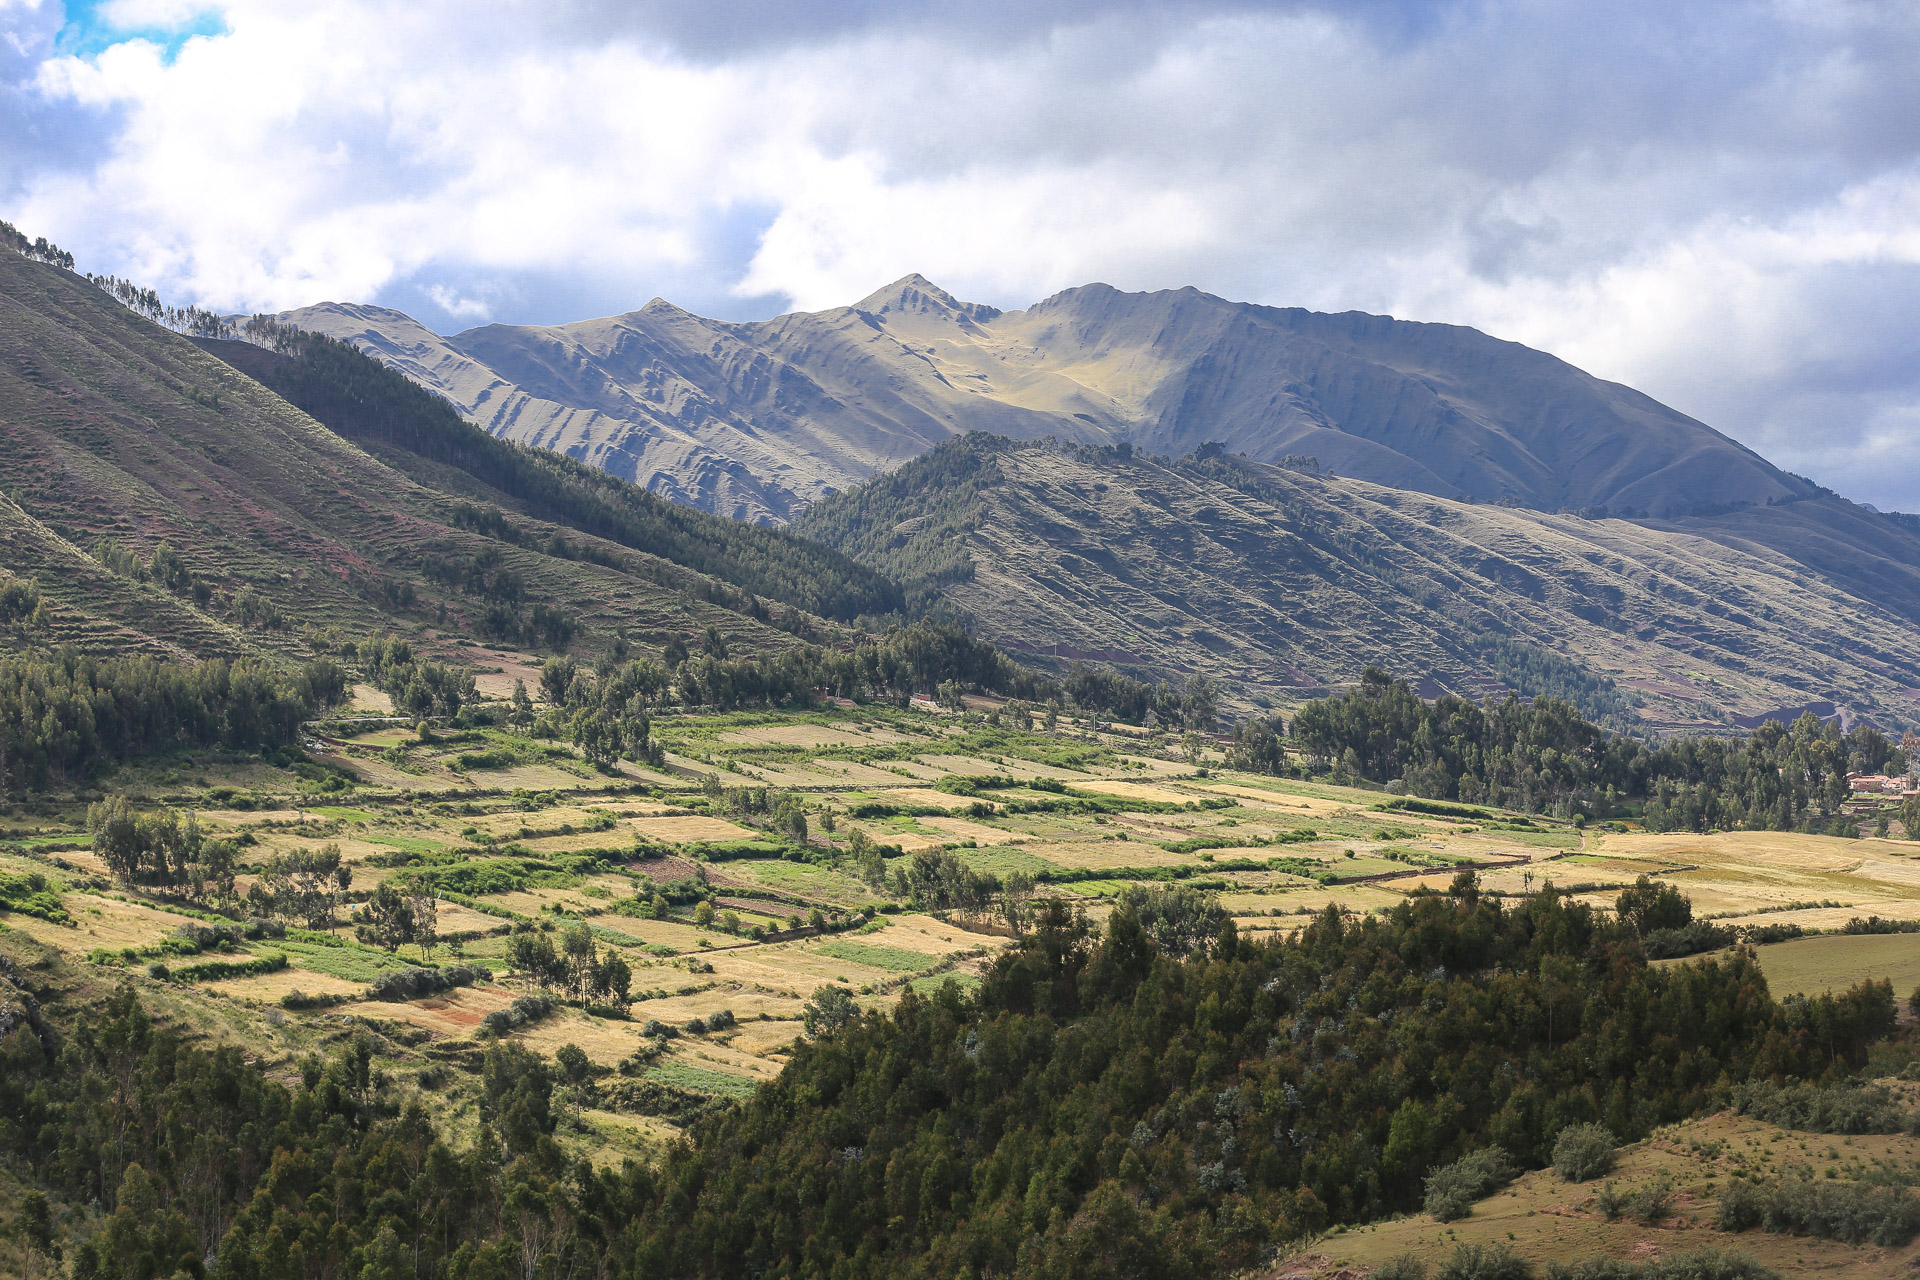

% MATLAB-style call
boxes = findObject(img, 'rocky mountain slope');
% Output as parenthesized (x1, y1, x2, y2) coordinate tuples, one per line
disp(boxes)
(282, 276, 1807, 526)
(793, 435, 1920, 731)
(0, 250, 867, 663)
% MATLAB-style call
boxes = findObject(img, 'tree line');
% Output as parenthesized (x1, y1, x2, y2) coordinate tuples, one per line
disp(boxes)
(0, 650, 346, 791)
(1284, 668, 1904, 830)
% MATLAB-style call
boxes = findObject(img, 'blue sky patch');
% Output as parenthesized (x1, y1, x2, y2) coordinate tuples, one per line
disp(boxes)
(58, 1, 229, 64)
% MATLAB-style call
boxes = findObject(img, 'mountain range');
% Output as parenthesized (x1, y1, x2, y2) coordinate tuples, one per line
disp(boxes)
(281, 275, 1807, 526)
(4, 237, 1917, 732)
(272, 274, 1920, 731)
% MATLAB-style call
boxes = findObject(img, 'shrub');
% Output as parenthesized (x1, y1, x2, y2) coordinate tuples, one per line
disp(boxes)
(1717, 1176, 1920, 1246)
(172, 953, 288, 982)
(1642, 921, 1736, 959)
(1370, 1256, 1427, 1280)
(0, 871, 70, 924)
(1434, 1242, 1531, 1280)
(1553, 1123, 1617, 1181)
(367, 963, 489, 1002)
(480, 993, 556, 1037)
(1424, 1147, 1516, 1221)
(707, 1008, 736, 1031)
(1544, 1248, 1778, 1279)
(1627, 1174, 1674, 1224)
(1731, 1081, 1908, 1135)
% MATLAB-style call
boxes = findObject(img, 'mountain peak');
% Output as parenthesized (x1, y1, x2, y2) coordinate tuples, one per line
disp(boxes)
(854, 274, 1002, 324)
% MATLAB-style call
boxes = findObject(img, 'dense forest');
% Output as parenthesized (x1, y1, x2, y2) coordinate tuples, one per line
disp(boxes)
(207, 320, 900, 623)
(0, 881, 1897, 1280)
(0, 651, 346, 791)
(1283, 669, 1904, 831)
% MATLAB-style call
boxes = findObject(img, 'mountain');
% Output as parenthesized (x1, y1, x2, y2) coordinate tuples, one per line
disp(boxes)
(792, 434, 1920, 732)
(0, 249, 876, 664)
(280, 276, 1807, 526)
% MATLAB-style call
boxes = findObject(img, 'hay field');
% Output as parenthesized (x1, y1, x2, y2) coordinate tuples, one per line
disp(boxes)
(627, 815, 758, 842)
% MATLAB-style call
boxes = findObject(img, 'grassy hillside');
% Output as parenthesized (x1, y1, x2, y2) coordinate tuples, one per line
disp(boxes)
(0, 250, 846, 665)
(794, 435, 1920, 731)
(193, 326, 899, 622)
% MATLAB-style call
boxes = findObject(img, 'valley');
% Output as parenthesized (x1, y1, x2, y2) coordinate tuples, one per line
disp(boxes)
(2, 229, 1919, 1280)
(7, 675, 1920, 1280)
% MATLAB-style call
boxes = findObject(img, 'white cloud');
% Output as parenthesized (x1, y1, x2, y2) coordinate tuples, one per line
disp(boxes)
(425, 282, 491, 321)
(5, 0, 1920, 505)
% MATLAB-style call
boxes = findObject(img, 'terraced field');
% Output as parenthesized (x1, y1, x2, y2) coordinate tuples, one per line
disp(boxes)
(7, 693, 1920, 1160)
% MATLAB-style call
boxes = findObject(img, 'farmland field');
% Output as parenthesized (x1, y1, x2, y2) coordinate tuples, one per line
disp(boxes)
(7, 692, 1920, 1154)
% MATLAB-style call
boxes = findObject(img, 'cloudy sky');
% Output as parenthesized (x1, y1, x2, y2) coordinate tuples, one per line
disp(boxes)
(3, 0, 1918, 508)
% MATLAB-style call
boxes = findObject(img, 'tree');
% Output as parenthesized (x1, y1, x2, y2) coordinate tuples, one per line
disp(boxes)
(802, 985, 858, 1038)
(561, 923, 596, 1000)
(1615, 875, 1691, 935)
(1112, 883, 1227, 957)
(589, 948, 632, 1007)
(539, 655, 577, 707)
(88, 795, 142, 887)
(1180, 673, 1219, 733)
(354, 885, 415, 953)
(508, 930, 562, 988)
(408, 887, 439, 960)
(258, 845, 351, 929)
(510, 678, 534, 725)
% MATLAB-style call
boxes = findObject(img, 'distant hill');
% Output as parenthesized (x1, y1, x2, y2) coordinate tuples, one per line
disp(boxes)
(793, 434, 1920, 731)
(280, 276, 1808, 526)
(0, 250, 873, 664)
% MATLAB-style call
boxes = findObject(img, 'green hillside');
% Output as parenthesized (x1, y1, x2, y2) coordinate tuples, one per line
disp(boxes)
(0, 250, 851, 666)
(192, 324, 900, 623)
(795, 435, 1920, 731)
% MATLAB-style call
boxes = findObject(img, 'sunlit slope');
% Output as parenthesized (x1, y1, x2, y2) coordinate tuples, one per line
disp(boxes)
(794, 436, 1920, 730)
(282, 275, 1805, 525)
(0, 251, 823, 659)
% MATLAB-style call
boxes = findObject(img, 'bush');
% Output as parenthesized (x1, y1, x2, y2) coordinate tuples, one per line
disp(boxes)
(367, 963, 490, 1002)
(1370, 1256, 1428, 1280)
(172, 953, 288, 983)
(1434, 1242, 1531, 1280)
(1731, 1081, 1908, 1134)
(480, 993, 557, 1037)
(1642, 921, 1736, 959)
(1717, 1176, 1920, 1246)
(1425, 1147, 1516, 1221)
(1553, 1123, 1617, 1181)
(0, 871, 70, 924)
(1544, 1248, 1779, 1279)
(707, 1008, 736, 1031)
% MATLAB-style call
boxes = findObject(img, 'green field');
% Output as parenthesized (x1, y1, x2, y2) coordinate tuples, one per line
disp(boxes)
(1754, 932, 1920, 999)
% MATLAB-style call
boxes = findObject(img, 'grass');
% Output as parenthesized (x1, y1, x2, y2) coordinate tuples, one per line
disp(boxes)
(645, 1061, 761, 1098)
(274, 939, 423, 983)
(813, 941, 940, 973)
(1753, 933, 1920, 999)
(1283, 1107, 1920, 1280)
(910, 972, 981, 995)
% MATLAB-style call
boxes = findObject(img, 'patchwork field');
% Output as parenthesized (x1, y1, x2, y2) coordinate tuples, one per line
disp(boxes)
(6, 694, 1919, 1174)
